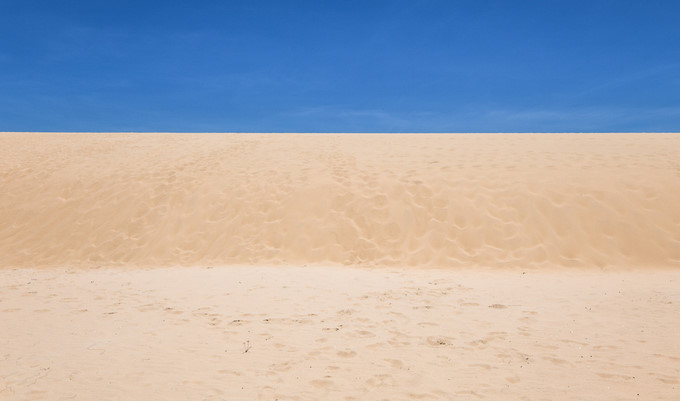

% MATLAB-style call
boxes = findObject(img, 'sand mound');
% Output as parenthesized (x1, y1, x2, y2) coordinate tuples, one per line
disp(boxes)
(1, 133, 678, 268)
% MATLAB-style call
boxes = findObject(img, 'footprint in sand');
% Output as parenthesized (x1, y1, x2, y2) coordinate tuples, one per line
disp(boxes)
(385, 359, 404, 369)
(270, 361, 292, 372)
(310, 378, 334, 388)
(322, 325, 342, 332)
(427, 336, 450, 346)
(366, 374, 396, 387)
(336, 350, 357, 358)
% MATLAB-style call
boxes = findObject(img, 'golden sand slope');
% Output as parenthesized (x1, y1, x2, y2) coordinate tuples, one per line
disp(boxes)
(1, 133, 679, 268)
(2, 266, 679, 400)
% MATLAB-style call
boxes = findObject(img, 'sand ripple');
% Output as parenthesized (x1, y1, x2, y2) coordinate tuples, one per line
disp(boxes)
(1, 133, 679, 268)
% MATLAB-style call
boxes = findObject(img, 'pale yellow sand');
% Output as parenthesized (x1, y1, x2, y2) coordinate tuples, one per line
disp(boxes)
(1, 133, 680, 400)
(1, 266, 679, 400)
(0, 132, 678, 268)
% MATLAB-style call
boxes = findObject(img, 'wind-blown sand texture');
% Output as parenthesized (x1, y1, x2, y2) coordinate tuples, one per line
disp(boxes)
(1, 132, 679, 269)
(1, 133, 679, 400)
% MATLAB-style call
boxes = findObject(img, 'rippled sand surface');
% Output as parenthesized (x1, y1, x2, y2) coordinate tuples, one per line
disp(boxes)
(1, 132, 679, 268)
(1, 133, 679, 400)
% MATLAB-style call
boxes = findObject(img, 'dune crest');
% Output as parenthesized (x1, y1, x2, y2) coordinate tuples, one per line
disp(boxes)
(1, 132, 678, 269)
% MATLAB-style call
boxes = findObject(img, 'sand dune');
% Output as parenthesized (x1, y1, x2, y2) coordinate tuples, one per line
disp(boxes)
(1, 132, 678, 269)
(2, 133, 680, 400)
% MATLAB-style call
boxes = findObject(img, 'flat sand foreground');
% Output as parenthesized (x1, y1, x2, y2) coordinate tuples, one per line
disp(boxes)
(2, 266, 679, 401)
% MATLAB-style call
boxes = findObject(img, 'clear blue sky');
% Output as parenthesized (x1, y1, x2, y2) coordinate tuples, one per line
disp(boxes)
(1, 0, 679, 132)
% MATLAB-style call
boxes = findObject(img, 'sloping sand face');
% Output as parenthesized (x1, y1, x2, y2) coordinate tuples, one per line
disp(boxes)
(1, 132, 679, 269)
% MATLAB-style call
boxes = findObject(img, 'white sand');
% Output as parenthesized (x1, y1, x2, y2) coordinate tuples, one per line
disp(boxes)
(2, 266, 679, 400)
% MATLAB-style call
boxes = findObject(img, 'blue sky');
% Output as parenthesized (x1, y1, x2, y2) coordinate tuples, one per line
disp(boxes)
(1, 0, 679, 132)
